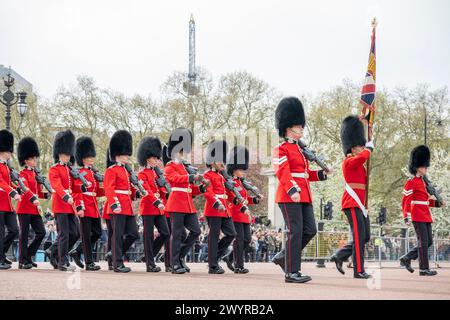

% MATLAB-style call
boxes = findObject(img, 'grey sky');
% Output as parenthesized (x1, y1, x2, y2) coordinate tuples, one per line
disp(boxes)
(1, 0, 449, 99)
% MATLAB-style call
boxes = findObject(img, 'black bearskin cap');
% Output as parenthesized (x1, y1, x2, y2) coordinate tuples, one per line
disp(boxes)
(18, 137, 40, 166)
(75, 136, 97, 166)
(0, 130, 14, 153)
(205, 140, 228, 165)
(109, 130, 132, 160)
(408, 145, 430, 175)
(137, 136, 162, 167)
(340, 116, 366, 155)
(226, 145, 249, 175)
(275, 97, 306, 137)
(167, 128, 193, 158)
(53, 130, 75, 162)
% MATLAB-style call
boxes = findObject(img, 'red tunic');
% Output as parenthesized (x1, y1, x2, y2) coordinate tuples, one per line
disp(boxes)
(0, 161, 19, 212)
(16, 167, 46, 215)
(229, 178, 259, 224)
(341, 149, 371, 210)
(203, 169, 233, 218)
(138, 167, 167, 216)
(73, 167, 105, 218)
(272, 140, 325, 203)
(402, 176, 439, 223)
(48, 163, 81, 214)
(104, 163, 137, 216)
(164, 160, 202, 214)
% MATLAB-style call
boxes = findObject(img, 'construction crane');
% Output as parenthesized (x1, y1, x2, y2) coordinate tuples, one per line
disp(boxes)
(183, 14, 199, 96)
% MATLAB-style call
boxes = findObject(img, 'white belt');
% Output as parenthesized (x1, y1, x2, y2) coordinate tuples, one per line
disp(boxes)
(345, 183, 368, 218)
(115, 190, 131, 195)
(172, 187, 192, 193)
(216, 194, 228, 199)
(62, 189, 72, 194)
(291, 172, 308, 178)
(83, 192, 97, 197)
(411, 200, 429, 205)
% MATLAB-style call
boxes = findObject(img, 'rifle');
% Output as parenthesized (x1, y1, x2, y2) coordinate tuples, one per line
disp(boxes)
(7, 162, 28, 194)
(297, 140, 329, 172)
(423, 175, 444, 204)
(181, 161, 208, 184)
(33, 167, 53, 194)
(68, 162, 89, 189)
(219, 169, 244, 204)
(154, 166, 171, 194)
(241, 178, 262, 198)
(124, 163, 148, 197)
(91, 166, 104, 183)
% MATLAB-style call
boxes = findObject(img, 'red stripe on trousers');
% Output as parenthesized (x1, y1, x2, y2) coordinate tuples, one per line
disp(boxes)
(350, 208, 362, 273)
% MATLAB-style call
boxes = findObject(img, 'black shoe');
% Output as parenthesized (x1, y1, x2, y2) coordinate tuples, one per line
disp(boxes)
(172, 265, 186, 274)
(209, 266, 225, 274)
(272, 250, 285, 272)
(165, 266, 172, 272)
(0, 263, 12, 270)
(31, 262, 38, 268)
(354, 272, 372, 279)
(330, 255, 345, 275)
(45, 249, 58, 269)
(85, 263, 101, 271)
(69, 249, 84, 269)
(234, 267, 249, 274)
(223, 256, 235, 272)
(114, 265, 131, 273)
(179, 258, 190, 273)
(4, 258, 12, 265)
(285, 272, 312, 283)
(419, 269, 437, 276)
(58, 264, 76, 272)
(146, 265, 162, 273)
(19, 263, 33, 270)
(400, 256, 414, 273)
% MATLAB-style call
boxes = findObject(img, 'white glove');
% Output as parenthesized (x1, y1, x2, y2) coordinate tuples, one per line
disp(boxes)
(365, 140, 374, 149)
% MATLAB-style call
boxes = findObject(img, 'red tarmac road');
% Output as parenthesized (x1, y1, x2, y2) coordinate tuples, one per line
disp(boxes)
(1, 262, 449, 300)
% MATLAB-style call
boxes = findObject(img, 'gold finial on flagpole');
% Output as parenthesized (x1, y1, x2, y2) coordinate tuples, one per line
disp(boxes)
(371, 17, 378, 28)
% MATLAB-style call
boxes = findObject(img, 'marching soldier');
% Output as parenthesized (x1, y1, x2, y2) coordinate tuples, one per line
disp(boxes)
(225, 145, 261, 274)
(103, 148, 114, 271)
(47, 130, 83, 271)
(330, 116, 373, 279)
(69, 136, 104, 271)
(399, 145, 445, 276)
(164, 128, 208, 274)
(203, 140, 237, 274)
(16, 137, 48, 269)
(104, 130, 139, 273)
(137, 136, 170, 272)
(271, 97, 330, 283)
(0, 130, 20, 270)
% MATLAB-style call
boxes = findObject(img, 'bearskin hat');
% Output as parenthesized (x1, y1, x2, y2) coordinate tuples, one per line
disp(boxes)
(167, 128, 193, 159)
(340, 116, 366, 155)
(75, 136, 97, 167)
(226, 145, 249, 175)
(205, 140, 228, 165)
(137, 136, 162, 167)
(53, 130, 75, 162)
(18, 137, 40, 167)
(106, 148, 115, 168)
(0, 130, 14, 153)
(275, 97, 306, 137)
(109, 130, 132, 161)
(408, 145, 430, 175)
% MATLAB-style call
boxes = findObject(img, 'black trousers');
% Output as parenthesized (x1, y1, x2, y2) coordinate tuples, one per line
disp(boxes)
(207, 217, 236, 268)
(0, 211, 19, 263)
(233, 222, 251, 269)
(404, 222, 433, 270)
(170, 213, 201, 267)
(75, 217, 102, 264)
(54, 214, 80, 267)
(164, 217, 187, 267)
(106, 219, 113, 253)
(279, 203, 317, 273)
(111, 214, 139, 268)
(334, 208, 370, 275)
(142, 215, 169, 267)
(18, 214, 45, 264)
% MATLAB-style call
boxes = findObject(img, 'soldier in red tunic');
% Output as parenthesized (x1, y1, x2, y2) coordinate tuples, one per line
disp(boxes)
(69, 136, 104, 271)
(226, 145, 261, 274)
(203, 140, 237, 274)
(47, 130, 83, 271)
(399, 145, 445, 276)
(137, 136, 170, 273)
(104, 130, 139, 273)
(16, 137, 48, 269)
(271, 97, 330, 283)
(164, 128, 208, 274)
(330, 116, 373, 279)
(0, 130, 21, 270)
(103, 148, 114, 271)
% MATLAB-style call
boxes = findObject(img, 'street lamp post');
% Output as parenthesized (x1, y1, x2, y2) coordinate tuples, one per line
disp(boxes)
(0, 67, 28, 131)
